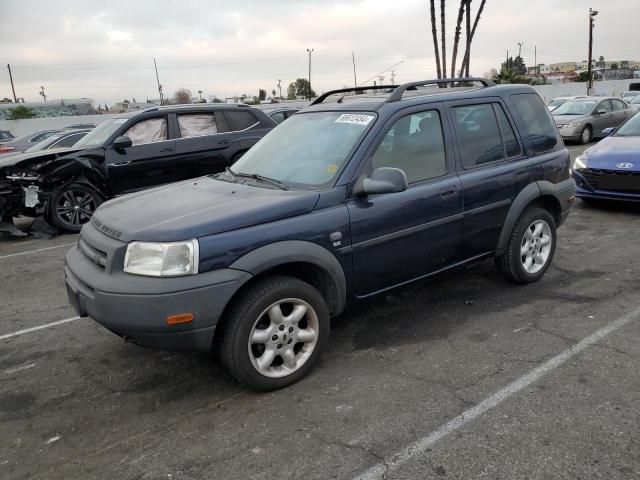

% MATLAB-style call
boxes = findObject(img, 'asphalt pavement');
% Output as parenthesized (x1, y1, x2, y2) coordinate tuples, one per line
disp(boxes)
(1, 142, 639, 480)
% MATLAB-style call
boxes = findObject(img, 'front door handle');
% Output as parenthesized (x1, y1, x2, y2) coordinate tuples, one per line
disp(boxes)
(440, 187, 458, 199)
(110, 161, 131, 167)
(160, 147, 174, 152)
(217, 140, 230, 145)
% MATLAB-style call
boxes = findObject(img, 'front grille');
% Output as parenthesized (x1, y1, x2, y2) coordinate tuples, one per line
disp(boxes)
(579, 168, 640, 192)
(78, 237, 108, 269)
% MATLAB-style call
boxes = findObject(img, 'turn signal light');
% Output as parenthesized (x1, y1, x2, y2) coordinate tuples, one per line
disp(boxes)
(166, 313, 194, 325)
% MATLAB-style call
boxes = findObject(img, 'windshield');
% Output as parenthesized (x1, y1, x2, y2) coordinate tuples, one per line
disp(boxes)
(74, 118, 128, 149)
(629, 96, 640, 104)
(227, 111, 375, 189)
(552, 100, 597, 116)
(25, 133, 64, 152)
(614, 112, 640, 137)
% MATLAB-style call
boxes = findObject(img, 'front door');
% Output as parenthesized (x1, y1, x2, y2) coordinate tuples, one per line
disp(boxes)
(593, 100, 615, 136)
(105, 115, 178, 195)
(347, 106, 463, 297)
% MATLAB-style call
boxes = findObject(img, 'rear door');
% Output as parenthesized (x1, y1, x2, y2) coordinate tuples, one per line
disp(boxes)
(174, 110, 233, 177)
(105, 115, 178, 194)
(347, 104, 463, 297)
(448, 99, 527, 257)
(611, 98, 631, 126)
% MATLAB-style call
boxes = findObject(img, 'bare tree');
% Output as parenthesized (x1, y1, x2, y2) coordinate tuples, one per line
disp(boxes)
(440, 0, 447, 77)
(429, 0, 442, 79)
(458, 0, 487, 76)
(173, 88, 192, 105)
(450, 0, 466, 79)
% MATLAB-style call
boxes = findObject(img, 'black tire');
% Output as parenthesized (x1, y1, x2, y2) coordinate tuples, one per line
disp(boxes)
(219, 275, 330, 391)
(495, 207, 557, 284)
(579, 125, 592, 145)
(46, 182, 104, 233)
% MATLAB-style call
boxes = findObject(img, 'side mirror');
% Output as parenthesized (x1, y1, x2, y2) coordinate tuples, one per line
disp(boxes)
(354, 167, 408, 196)
(112, 135, 132, 150)
(602, 127, 616, 136)
(596, 109, 607, 116)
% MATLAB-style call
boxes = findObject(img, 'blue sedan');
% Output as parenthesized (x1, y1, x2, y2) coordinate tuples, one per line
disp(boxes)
(572, 112, 640, 202)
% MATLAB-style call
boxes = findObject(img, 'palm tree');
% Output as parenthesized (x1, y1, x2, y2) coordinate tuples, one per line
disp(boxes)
(458, 0, 487, 77)
(440, 0, 447, 78)
(450, 0, 466, 79)
(429, 0, 442, 79)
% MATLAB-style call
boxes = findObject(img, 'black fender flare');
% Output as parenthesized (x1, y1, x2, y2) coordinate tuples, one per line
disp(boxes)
(230, 240, 347, 315)
(495, 183, 541, 256)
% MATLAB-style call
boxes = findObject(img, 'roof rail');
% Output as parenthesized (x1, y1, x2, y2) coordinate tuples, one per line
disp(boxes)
(386, 77, 494, 102)
(310, 85, 398, 106)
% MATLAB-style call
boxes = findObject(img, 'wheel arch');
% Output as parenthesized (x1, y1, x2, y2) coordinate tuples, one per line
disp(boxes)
(496, 182, 562, 255)
(228, 240, 347, 317)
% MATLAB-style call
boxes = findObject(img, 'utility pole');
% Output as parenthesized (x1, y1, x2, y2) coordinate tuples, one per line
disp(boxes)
(517, 42, 523, 58)
(534, 45, 537, 77)
(306, 48, 314, 100)
(587, 8, 599, 95)
(352, 52, 357, 89)
(390, 70, 396, 85)
(7, 64, 17, 103)
(153, 58, 164, 105)
(39, 86, 47, 103)
(277, 79, 282, 99)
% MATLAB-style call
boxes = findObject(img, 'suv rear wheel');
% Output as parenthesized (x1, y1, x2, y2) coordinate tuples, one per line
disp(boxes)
(46, 182, 104, 233)
(219, 276, 330, 391)
(496, 207, 556, 283)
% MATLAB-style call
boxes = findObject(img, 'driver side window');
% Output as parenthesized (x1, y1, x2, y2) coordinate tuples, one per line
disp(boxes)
(370, 110, 447, 184)
(124, 117, 168, 146)
(598, 100, 613, 113)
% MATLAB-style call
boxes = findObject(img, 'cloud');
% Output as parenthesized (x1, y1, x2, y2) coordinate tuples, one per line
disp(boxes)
(1, 0, 637, 104)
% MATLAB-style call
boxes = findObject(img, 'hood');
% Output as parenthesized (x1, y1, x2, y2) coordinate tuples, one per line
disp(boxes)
(553, 114, 589, 126)
(0, 147, 81, 172)
(92, 177, 321, 242)
(581, 136, 640, 172)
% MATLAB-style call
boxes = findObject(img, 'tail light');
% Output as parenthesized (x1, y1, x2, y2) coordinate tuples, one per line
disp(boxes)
(0, 146, 16, 154)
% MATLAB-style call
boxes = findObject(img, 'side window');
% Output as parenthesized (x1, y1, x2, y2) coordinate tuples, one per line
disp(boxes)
(177, 113, 218, 138)
(224, 111, 259, 131)
(494, 105, 522, 158)
(270, 111, 286, 124)
(30, 131, 57, 143)
(371, 110, 447, 184)
(124, 117, 167, 146)
(511, 93, 559, 154)
(53, 133, 85, 147)
(612, 99, 626, 111)
(598, 100, 613, 113)
(453, 104, 505, 168)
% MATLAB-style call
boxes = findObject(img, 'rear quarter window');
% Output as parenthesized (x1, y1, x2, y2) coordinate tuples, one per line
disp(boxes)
(510, 93, 559, 154)
(224, 110, 259, 131)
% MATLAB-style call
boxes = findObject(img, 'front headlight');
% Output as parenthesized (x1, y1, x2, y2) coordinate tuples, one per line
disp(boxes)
(124, 240, 199, 277)
(573, 155, 587, 170)
(563, 122, 582, 129)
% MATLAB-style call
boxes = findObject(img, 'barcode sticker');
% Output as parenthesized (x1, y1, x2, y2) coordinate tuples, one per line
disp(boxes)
(334, 114, 374, 126)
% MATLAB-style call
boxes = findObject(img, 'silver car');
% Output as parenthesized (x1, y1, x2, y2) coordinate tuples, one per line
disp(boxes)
(552, 96, 634, 144)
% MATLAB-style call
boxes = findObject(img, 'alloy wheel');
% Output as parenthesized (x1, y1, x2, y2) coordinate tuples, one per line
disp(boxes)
(520, 219, 552, 274)
(248, 298, 319, 378)
(55, 189, 98, 229)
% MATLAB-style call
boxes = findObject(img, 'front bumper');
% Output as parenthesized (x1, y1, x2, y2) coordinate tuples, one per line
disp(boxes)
(572, 170, 640, 203)
(65, 244, 252, 352)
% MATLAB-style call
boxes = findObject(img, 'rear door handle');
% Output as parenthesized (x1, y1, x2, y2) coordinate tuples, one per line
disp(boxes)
(110, 161, 131, 167)
(440, 187, 458, 198)
(160, 147, 174, 152)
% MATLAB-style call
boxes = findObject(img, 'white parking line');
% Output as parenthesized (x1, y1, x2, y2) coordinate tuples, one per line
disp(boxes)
(354, 306, 640, 480)
(0, 316, 81, 341)
(2, 363, 36, 375)
(0, 242, 75, 260)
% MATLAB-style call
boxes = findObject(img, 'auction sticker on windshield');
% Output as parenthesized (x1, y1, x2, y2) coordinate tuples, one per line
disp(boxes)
(334, 114, 375, 126)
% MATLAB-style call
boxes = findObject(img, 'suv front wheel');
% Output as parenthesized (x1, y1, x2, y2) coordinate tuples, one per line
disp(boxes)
(496, 207, 557, 283)
(219, 276, 330, 391)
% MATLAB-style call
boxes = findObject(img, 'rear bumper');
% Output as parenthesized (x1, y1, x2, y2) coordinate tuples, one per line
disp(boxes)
(554, 177, 576, 227)
(65, 245, 252, 352)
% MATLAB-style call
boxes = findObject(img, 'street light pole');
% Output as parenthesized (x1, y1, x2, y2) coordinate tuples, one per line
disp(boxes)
(587, 8, 598, 95)
(306, 48, 314, 100)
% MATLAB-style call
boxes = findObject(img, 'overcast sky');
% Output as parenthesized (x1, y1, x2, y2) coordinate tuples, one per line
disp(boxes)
(1, 0, 637, 105)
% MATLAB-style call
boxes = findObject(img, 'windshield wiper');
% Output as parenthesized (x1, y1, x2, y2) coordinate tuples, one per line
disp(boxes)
(233, 171, 288, 190)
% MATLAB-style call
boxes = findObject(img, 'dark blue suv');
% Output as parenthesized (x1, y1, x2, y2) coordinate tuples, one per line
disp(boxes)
(65, 78, 575, 390)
